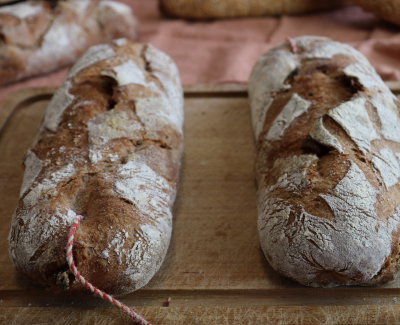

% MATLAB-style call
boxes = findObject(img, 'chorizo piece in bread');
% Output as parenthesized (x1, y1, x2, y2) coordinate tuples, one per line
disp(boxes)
(0, 0, 137, 86)
(8, 38, 183, 296)
(250, 36, 400, 287)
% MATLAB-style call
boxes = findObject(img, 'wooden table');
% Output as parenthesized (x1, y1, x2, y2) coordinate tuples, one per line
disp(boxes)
(1, 84, 400, 324)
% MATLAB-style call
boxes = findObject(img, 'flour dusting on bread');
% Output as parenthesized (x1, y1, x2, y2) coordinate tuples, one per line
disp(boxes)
(309, 118, 343, 153)
(250, 36, 400, 287)
(249, 50, 297, 140)
(266, 93, 311, 142)
(0, 2, 43, 19)
(9, 39, 183, 296)
(0, 0, 136, 86)
(327, 98, 379, 154)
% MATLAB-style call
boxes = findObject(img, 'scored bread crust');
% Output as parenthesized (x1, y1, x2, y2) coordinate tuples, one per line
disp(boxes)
(0, 0, 137, 86)
(250, 36, 400, 287)
(159, 0, 348, 20)
(8, 38, 184, 296)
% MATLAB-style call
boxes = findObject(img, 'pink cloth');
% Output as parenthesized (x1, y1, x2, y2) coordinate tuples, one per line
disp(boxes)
(1, 0, 400, 103)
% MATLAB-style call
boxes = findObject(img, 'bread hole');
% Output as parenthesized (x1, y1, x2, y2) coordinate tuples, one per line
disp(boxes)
(62, 178, 75, 187)
(337, 74, 363, 92)
(0, 33, 5, 45)
(120, 198, 134, 205)
(358, 157, 367, 163)
(78, 75, 117, 102)
(99, 75, 117, 98)
(81, 173, 97, 183)
(284, 67, 300, 84)
(107, 98, 117, 110)
(86, 247, 96, 258)
(144, 139, 172, 150)
(160, 143, 171, 150)
(314, 64, 331, 75)
(48, 0, 59, 9)
(301, 135, 330, 158)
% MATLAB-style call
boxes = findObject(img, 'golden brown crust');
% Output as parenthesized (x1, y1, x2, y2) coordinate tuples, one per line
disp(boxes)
(351, 0, 400, 27)
(8, 39, 184, 296)
(0, 0, 137, 86)
(160, 0, 348, 19)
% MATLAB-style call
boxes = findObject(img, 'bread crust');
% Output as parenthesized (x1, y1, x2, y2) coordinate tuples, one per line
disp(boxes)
(8, 39, 184, 296)
(160, 0, 348, 20)
(351, 0, 400, 27)
(250, 36, 400, 287)
(0, 0, 137, 86)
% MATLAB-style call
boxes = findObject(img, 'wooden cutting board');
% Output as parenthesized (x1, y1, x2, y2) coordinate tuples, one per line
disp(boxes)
(1, 84, 400, 325)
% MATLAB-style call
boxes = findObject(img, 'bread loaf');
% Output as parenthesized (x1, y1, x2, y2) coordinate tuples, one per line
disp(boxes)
(8, 38, 184, 296)
(160, 0, 348, 20)
(0, 0, 137, 86)
(250, 36, 400, 287)
(351, 0, 400, 27)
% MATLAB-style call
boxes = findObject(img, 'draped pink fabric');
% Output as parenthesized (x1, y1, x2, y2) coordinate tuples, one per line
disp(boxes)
(1, 0, 400, 103)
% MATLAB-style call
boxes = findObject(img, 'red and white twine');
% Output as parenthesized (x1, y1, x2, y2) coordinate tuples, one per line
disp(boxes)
(286, 37, 298, 54)
(66, 215, 151, 325)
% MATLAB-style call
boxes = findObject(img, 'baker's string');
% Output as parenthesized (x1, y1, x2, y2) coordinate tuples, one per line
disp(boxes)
(66, 215, 151, 325)
(286, 37, 298, 54)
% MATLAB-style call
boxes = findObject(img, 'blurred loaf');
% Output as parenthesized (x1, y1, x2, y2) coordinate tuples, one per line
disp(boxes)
(351, 0, 400, 27)
(160, 0, 348, 19)
(0, 0, 137, 86)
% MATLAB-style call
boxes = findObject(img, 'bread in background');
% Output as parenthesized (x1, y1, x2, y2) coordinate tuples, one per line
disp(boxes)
(351, 0, 400, 27)
(160, 0, 349, 19)
(0, 0, 137, 86)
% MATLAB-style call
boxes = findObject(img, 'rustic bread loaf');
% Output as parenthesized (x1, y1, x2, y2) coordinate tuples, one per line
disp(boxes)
(0, 0, 137, 86)
(351, 0, 400, 27)
(160, 0, 348, 20)
(250, 36, 400, 287)
(8, 38, 184, 296)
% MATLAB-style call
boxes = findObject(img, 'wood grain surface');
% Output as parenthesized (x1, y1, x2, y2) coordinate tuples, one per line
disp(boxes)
(1, 83, 400, 324)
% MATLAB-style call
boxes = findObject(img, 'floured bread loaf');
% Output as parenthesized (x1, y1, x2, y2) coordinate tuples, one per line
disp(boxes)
(8, 38, 184, 296)
(0, 0, 137, 86)
(250, 36, 400, 287)
(160, 0, 348, 20)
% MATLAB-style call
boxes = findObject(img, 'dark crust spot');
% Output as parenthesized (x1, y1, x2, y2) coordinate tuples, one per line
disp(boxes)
(301, 135, 330, 158)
